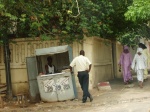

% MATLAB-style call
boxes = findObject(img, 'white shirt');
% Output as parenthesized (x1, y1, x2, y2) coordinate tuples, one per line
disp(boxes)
(70, 55, 91, 72)
(48, 65, 55, 74)
(131, 53, 147, 71)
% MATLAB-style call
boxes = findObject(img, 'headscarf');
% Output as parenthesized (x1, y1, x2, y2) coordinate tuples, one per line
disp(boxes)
(123, 45, 129, 53)
(124, 45, 129, 50)
(137, 48, 143, 53)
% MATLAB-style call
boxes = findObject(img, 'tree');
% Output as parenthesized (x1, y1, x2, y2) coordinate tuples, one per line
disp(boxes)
(1, 0, 147, 98)
(108, 0, 140, 46)
(110, 0, 133, 35)
(108, 0, 150, 46)
(0, 0, 115, 99)
(0, 0, 115, 43)
(125, 0, 150, 22)
(124, 0, 150, 41)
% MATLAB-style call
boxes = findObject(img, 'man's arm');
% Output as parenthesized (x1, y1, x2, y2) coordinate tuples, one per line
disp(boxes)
(45, 65, 49, 74)
(69, 66, 73, 73)
(86, 57, 92, 72)
(69, 58, 76, 73)
(53, 65, 57, 73)
(88, 64, 92, 72)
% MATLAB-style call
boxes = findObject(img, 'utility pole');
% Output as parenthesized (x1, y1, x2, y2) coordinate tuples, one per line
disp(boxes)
(3, 38, 12, 99)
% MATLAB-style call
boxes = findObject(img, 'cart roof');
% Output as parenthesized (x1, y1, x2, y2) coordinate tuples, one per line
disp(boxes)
(35, 45, 69, 56)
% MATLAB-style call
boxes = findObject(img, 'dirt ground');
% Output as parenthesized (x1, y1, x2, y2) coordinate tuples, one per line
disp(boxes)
(1, 76, 150, 112)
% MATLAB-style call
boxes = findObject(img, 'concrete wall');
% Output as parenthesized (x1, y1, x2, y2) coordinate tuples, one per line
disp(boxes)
(0, 38, 64, 95)
(115, 42, 123, 78)
(83, 37, 114, 88)
(143, 40, 150, 69)
(0, 37, 114, 95)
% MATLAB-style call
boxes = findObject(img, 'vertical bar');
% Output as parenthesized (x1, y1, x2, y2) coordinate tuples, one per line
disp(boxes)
(3, 40, 12, 99)
(68, 46, 78, 99)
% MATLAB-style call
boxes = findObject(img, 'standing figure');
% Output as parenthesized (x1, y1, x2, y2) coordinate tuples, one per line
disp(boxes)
(141, 44, 150, 81)
(119, 46, 133, 84)
(45, 56, 56, 74)
(69, 50, 93, 103)
(131, 48, 147, 88)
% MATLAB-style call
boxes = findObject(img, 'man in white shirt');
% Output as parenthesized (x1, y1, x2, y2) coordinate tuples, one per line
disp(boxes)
(70, 50, 92, 103)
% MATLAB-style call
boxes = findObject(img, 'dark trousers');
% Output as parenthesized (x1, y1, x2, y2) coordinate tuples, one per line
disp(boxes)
(78, 71, 90, 101)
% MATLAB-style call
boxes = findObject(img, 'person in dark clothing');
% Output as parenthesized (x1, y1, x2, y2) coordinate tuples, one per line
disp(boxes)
(69, 50, 93, 103)
(45, 56, 56, 74)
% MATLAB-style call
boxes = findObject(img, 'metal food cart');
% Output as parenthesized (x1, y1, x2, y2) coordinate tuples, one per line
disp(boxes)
(26, 45, 77, 102)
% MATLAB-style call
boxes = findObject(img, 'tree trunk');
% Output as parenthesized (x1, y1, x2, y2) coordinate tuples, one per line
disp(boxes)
(3, 40, 12, 99)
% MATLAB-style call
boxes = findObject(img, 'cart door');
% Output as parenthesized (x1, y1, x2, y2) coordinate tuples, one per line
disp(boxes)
(26, 56, 40, 102)
(68, 46, 78, 99)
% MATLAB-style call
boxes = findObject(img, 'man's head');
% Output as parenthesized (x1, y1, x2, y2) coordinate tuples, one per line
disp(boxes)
(47, 56, 52, 63)
(80, 50, 85, 56)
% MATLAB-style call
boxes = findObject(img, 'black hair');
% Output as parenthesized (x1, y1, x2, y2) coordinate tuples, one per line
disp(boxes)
(80, 50, 85, 55)
(142, 44, 147, 49)
(138, 43, 147, 49)
(138, 43, 143, 48)
(47, 56, 52, 61)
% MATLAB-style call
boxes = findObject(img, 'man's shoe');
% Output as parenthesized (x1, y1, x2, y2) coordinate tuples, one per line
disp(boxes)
(89, 95, 93, 102)
(82, 100, 86, 103)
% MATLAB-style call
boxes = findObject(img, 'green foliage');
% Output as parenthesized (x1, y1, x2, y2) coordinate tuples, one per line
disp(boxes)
(117, 30, 140, 46)
(0, 0, 114, 44)
(79, 0, 114, 38)
(117, 23, 150, 46)
(110, 0, 134, 35)
(137, 24, 150, 39)
(125, 0, 150, 22)
(124, 0, 150, 45)
(110, 0, 141, 46)
(113, 0, 150, 46)
(0, 0, 146, 46)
